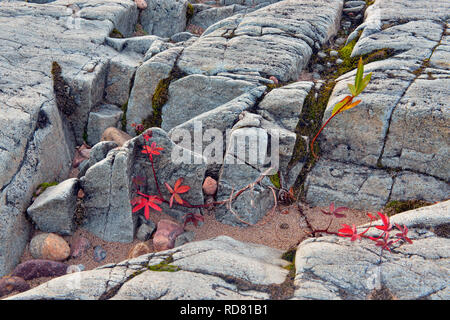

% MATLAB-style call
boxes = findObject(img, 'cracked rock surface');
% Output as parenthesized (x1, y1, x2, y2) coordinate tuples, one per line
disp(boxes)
(293, 200, 450, 300)
(6, 236, 289, 300)
(305, 0, 450, 209)
(0, 0, 138, 277)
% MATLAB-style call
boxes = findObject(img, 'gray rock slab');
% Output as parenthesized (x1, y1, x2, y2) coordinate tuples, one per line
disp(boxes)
(86, 104, 123, 146)
(304, 159, 394, 210)
(6, 236, 289, 300)
(257, 81, 314, 132)
(140, 0, 188, 37)
(177, 0, 343, 82)
(27, 178, 79, 236)
(293, 200, 450, 300)
(104, 53, 142, 107)
(161, 74, 258, 131)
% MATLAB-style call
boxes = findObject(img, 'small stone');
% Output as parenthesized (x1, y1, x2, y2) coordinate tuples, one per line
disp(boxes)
(93, 246, 107, 262)
(174, 231, 195, 248)
(127, 242, 151, 259)
(66, 265, 82, 274)
(78, 264, 85, 271)
(170, 31, 194, 43)
(330, 50, 339, 57)
(100, 127, 132, 147)
(136, 222, 156, 241)
(317, 51, 327, 59)
(202, 176, 217, 196)
(70, 236, 91, 259)
(153, 219, 184, 252)
(343, 5, 365, 13)
(280, 223, 289, 230)
(29, 233, 70, 261)
(313, 64, 325, 72)
(11, 260, 69, 280)
(0, 276, 30, 297)
(135, 0, 147, 10)
(336, 58, 344, 64)
(335, 37, 346, 46)
(313, 72, 321, 80)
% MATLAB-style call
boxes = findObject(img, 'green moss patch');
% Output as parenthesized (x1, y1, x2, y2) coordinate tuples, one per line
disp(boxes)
(384, 199, 433, 216)
(121, 100, 128, 131)
(186, 2, 194, 22)
(147, 256, 180, 272)
(109, 28, 124, 38)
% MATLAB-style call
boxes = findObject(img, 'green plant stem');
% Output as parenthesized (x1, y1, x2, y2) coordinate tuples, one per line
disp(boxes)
(310, 97, 354, 159)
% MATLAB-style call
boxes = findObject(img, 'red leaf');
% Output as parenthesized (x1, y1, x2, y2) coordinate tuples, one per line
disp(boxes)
(131, 194, 163, 219)
(165, 178, 191, 208)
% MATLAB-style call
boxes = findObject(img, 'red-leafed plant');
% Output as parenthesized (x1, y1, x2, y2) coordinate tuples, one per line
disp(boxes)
(130, 129, 210, 227)
(300, 203, 413, 254)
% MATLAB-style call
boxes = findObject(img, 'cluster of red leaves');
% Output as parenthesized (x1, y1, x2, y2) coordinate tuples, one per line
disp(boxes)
(130, 128, 202, 227)
(333, 205, 413, 252)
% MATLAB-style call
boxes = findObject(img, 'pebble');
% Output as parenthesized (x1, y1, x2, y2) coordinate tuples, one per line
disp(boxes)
(127, 242, 151, 259)
(70, 236, 91, 259)
(345, 1, 366, 8)
(0, 276, 30, 297)
(313, 63, 324, 72)
(153, 219, 184, 252)
(93, 246, 107, 262)
(312, 72, 321, 80)
(202, 176, 218, 196)
(343, 5, 365, 13)
(136, 222, 156, 241)
(336, 58, 344, 64)
(29, 233, 70, 261)
(174, 231, 195, 248)
(134, 0, 147, 10)
(330, 50, 339, 57)
(335, 37, 346, 46)
(11, 259, 69, 280)
(317, 51, 327, 59)
(66, 265, 83, 274)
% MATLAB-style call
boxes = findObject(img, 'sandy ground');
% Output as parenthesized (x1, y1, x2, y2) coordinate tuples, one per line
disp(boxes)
(10, 202, 372, 295)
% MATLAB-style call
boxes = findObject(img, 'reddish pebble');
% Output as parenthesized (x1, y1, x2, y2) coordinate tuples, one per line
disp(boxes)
(0, 276, 30, 297)
(153, 219, 184, 251)
(202, 176, 217, 196)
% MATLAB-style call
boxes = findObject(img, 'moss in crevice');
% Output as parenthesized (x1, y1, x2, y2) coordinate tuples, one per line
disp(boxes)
(289, 80, 337, 197)
(142, 66, 187, 130)
(142, 78, 170, 129)
(121, 100, 128, 131)
(109, 28, 124, 38)
(384, 199, 433, 217)
(51, 61, 78, 117)
(147, 256, 180, 272)
(281, 247, 296, 263)
(186, 2, 194, 23)
(412, 58, 431, 77)
(288, 43, 395, 198)
(33, 182, 58, 198)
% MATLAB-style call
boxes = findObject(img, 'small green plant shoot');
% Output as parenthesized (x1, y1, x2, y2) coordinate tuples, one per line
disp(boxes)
(310, 57, 372, 159)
